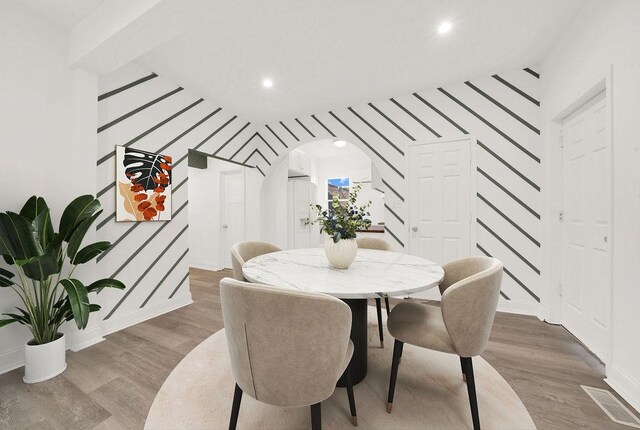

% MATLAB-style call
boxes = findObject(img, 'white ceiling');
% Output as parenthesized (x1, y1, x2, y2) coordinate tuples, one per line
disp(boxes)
(139, 0, 586, 124)
(297, 139, 367, 159)
(20, 0, 106, 30)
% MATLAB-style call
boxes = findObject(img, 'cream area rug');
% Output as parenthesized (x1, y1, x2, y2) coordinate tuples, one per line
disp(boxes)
(145, 308, 536, 430)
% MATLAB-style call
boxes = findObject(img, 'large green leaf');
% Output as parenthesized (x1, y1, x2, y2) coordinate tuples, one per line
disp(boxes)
(72, 241, 111, 265)
(0, 267, 14, 278)
(20, 251, 61, 280)
(32, 208, 54, 250)
(60, 278, 90, 329)
(0, 212, 43, 260)
(19, 196, 48, 220)
(86, 278, 125, 294)
(0, 268, 14, 286)
(66, 210, 102, 262)
(0, 318, 18, 328)
(59, 195, 101, 242)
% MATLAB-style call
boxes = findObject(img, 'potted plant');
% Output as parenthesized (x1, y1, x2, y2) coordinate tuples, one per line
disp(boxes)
(0, 195, 125, 383)
(309, 184, 372, 269)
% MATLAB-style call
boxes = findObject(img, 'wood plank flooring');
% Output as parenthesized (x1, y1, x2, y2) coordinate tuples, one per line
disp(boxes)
(0, 267, 637, 429)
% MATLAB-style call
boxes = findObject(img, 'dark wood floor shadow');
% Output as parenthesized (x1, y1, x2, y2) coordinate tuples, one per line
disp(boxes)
(0, 267, 636, 429)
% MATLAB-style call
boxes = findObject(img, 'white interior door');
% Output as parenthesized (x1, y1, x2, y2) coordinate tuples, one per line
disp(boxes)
(561, 92, 610, 361)
(409, 138, 473, 267)
(221, 170, 245, 268)
(289, 180, 312, 249)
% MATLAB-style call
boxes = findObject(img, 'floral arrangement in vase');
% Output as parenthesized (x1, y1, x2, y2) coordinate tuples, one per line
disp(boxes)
(308, 184, 372, 269)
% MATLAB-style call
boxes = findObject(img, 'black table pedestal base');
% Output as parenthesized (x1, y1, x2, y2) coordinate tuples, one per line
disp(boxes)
(337, 298, 368, 387)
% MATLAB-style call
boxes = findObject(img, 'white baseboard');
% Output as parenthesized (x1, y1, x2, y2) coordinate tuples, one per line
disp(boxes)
(605, 364, 640, 413)
(496, 300, 541, 318)
(102, 292, 193, 336)
(0, 344, 24, 375)
(189, 262, 226, 272)
(67, 326, 105, 352)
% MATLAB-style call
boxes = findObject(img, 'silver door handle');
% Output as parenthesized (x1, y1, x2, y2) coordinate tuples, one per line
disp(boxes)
(604, 235, 608, 243)
(223, 225, 228, 229)
(411, 226, 418, 232)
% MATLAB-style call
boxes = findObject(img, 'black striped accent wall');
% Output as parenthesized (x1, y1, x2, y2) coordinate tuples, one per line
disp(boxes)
(96, 64, 256, 322)
(254, 67, 542, 304)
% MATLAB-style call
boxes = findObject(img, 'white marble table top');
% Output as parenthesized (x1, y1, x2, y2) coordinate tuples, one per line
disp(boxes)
(242, 248, 444, 299)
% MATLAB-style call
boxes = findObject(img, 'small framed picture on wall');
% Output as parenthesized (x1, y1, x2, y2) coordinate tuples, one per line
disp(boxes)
(115, 146, 173, 222)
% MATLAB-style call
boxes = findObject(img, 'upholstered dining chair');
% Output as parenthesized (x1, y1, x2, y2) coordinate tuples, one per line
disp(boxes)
(355, 237, 392, 348)
(385, 256, 503, 430)
(230, 241, 281, 281)
(219, 277, 358, 430)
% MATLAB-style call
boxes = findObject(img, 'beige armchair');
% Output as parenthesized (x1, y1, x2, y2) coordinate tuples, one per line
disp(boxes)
(230, 241, 281, 281)
(385, 256, 503, 430)
(220, 277, 358, 430)
(355, 237, 392, 348)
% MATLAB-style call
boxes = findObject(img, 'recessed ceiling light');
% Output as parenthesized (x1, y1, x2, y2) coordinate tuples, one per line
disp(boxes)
(438, 21, 452, 34)
(262, 78, 274, 88)
(334, 139, 347, 148)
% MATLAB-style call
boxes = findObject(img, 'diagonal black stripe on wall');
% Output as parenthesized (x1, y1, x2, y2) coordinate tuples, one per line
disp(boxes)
(192, 116, 237, 152)
(105, 225, 188, 318)
(384, 226, 404, 247)
(311, 114, 336, 138)
(169, 272, 190, 299)
(368, 102, 415, 141)
(255, 165, 266, 177)
(257, 132, 278, 156)
(209, 154, 256, 169)
(464, 81, 540, 135)
(477, 193, 540, 247)
(98, 87, 183, 133)
(390, 98, 442, 137)
(381, 178, 404, 202)
(328, 111, 404, 179)
(229, 131, 257, 160)
(384, 203, 404, 225)
(438, 87, 541, 163)
(265, 124, 288, 148)
(492, 75, 540, 106)
(477, 218, 540, 275)
(412, 92, 470, 135)
(477, 140, 540, 191)
(96, 213, 116, 231)
(475, 243, 511, 300)
(105, 201, 188, 283)
(280, 121, 300, 141)
(244, 149, 271, 166)
(523, 68, 540, 79)
(140, 248, 189, 308)
(477, 167, 540, 219)
(348, 107, 404, 156)
(213, 122, 251, 156)
(295, 118, 315, 138)
(97, 98, 204, 166)
(477, 243, 539, 302)
(98, 73, 158, 101)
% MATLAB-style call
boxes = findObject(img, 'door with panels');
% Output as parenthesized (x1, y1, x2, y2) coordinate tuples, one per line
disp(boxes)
(221, 170, 246, 268)
(561, 91, 611, 362)
(408, 138, 474, 299)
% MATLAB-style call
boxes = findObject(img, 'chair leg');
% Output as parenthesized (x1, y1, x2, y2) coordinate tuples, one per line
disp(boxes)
(386, 339, 404, 413)
(310, 402, 322, 430)
(461, 357, 480, 430)
(375, 298, 384, 348)
(229, 384, 243, 430)
(345, 364, 358, 426)
(460, 356, 467, 382)
(384, 296, 390, 316)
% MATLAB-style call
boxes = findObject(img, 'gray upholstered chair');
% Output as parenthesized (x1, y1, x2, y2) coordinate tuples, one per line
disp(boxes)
(219, 277, 358, 430)
(230, 241, 281, 281)
(385, 257, 503, 430)
(355, 237, 392, 348)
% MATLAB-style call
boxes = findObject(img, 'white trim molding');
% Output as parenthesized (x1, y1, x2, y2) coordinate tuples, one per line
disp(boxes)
(606, 364, 640, 413)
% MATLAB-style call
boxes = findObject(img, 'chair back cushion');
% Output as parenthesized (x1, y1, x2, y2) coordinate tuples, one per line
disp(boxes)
(355, 237, 391, 251)
(440, 257, 503, 357)
(220, 277, 352, 407)
(230, 241, 281, 281)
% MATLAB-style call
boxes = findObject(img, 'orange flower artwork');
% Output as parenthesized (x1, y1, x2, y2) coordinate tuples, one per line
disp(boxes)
(116, 146, 172, 221)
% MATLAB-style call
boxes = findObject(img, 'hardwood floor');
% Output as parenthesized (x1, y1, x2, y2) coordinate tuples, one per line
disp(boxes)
(0, 267, 636, 429)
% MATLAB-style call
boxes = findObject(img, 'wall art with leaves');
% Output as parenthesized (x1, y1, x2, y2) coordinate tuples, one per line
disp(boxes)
(116, 146, 172, 221)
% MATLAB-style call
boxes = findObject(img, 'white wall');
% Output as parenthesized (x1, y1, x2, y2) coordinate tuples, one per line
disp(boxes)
(540, 0, 640, 411)
(0, 2, 98, 372)
(260, 159, 290, 249)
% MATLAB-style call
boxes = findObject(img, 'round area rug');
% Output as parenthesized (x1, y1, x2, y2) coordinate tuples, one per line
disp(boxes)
(146, 309, 536, 430)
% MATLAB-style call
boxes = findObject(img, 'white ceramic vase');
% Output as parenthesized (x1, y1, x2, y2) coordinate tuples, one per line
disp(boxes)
(324, 237, 358, 269)
(23, 333, 67, 384)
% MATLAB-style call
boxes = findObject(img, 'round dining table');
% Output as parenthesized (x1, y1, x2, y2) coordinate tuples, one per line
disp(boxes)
(242, 247, 444, 385)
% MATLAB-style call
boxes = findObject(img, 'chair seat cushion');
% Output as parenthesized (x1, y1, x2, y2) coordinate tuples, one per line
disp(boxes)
(387, 301, 456, 354)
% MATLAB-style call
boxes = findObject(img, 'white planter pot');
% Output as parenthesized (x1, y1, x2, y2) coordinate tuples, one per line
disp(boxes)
(23, 333, 67, 384)
(324, 237, 358, 269)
